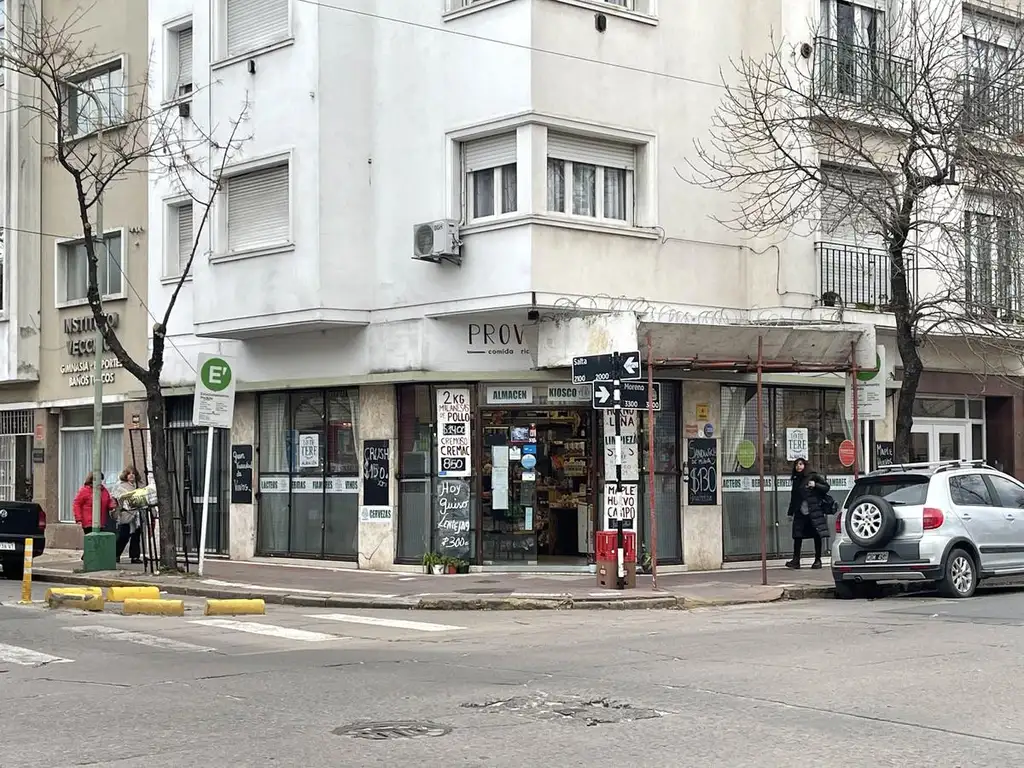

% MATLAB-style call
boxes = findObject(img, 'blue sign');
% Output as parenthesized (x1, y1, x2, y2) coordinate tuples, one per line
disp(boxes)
(522, 444, 537, 455)
(703, 423, 714, 438)
(521, 453, 537, 470)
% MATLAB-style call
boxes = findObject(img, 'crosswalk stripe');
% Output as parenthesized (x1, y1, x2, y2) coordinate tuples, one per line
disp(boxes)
(64, 625, 216, 653)
(308, 613, 465, 633)
(191, 618, 340, 643)
(0, 643, 72, 667)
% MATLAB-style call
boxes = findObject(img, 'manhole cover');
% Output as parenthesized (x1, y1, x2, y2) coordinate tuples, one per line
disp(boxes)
(463, 693, 662, 726)
(332, 721, 452, 741)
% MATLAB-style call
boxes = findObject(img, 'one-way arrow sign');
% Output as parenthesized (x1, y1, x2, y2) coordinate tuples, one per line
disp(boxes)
(571, 350, 643, 383)
(592, 381, 661, 411)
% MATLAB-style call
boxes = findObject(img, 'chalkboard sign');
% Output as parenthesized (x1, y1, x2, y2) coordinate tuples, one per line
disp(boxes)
(875, 441, 894, 469)
(362, 439, 390, 507)
(687, 438, 718, 506)
(231, 444, 253, 504)
(436, 478, 471, 561)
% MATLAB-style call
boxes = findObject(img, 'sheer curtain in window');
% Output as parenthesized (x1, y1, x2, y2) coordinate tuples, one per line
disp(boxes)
(604, 168, 627, 220)
(547, 159, 565, 212)
(573, 163, 596, 216)
(59, 429, 122, 524)
(258, 394, 289, 552)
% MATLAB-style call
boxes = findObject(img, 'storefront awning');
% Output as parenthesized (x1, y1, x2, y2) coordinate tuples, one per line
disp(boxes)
(641, 321, 875, 372)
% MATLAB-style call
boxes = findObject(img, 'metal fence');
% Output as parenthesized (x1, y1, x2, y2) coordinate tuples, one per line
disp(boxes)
(817, 241, 918, 309)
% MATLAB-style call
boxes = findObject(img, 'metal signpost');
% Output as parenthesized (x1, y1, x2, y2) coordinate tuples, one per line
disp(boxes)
(192, 354, 237, 576)
(572, 350, 644, 590)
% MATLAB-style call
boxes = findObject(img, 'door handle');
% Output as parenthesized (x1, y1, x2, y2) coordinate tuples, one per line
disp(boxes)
(961, 513, 972, 520)
(1007, 513, 1017, 521)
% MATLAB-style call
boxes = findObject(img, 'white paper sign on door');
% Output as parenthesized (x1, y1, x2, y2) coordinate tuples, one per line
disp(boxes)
(786, 428, 808, 462)
(298, 434, 320, 468)
(437, 387, 472, 477)
(603, 410, 639, 482)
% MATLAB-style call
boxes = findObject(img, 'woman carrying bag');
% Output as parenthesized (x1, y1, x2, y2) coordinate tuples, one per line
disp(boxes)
(785, 457, 831, 570)
(111, 466, 144, 564)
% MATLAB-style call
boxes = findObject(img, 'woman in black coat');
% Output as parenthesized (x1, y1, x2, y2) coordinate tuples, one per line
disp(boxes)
(785, 458, 830, 569)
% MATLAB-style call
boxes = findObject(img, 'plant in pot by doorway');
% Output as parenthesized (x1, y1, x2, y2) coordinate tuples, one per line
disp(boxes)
(443, 556, 459, 575)
(422, 552, 444, 575)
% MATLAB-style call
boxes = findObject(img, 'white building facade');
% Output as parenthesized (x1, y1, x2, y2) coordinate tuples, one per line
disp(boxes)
(145, 0, 1023, 571)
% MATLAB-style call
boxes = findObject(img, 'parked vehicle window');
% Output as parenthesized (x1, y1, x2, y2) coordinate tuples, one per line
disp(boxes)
(986, 475, 1024, 509)
(847, 475, 929, 506)
(949, 474, 994, 506)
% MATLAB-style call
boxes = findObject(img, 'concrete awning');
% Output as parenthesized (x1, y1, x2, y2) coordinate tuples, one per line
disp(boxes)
(642, 321, 876, 371)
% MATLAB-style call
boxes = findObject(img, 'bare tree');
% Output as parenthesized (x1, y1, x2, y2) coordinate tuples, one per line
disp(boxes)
(3, 5, 246, 568)
(691, 0, 1024, 460)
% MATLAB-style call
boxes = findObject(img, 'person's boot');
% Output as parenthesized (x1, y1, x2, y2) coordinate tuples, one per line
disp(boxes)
(811, 558, 822, 569)
(785, 558, 800, 569)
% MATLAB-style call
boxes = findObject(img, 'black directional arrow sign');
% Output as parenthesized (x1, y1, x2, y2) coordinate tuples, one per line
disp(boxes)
(571, 350, 643, 384)
(592, 381, 661, 411)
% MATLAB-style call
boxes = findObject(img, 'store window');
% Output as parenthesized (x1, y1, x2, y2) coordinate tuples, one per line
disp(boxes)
(59, 404, 124, 523)
(397, 384, 434, 560)
(257, 389, 360, 559)
(721, 386, 853, 560)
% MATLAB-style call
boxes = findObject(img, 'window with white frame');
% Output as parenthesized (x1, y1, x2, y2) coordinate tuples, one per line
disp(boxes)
(446, 0, 654, 13)
(59, 232, 123, 303)
(64, 60, 124, 138)
(172, 25, 193, 100)
(167, 202, 194, 277)
(464, 133, 517, 221)
(224, 0, 289, 59)
(546, 133, 635, 223)
(965, 207, 1020, 317)
(224, 163, 290, 254)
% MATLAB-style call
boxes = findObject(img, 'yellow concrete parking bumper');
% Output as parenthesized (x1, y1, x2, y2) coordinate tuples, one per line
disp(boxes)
(46, 588, 104, 611)
(204, 599, 265, 616)
(122, 599, 185, 617)
(106, 586, 161, 602)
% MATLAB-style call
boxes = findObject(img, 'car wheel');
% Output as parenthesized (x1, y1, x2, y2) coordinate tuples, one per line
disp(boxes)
(844, 495, 899, 549)
(938, 548, 977, 599)
(1, 556, 23, 581)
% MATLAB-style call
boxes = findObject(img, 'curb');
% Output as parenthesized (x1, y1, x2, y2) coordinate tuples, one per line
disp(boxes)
(33, 568, 836, 611)
(123, 598, 185, 616)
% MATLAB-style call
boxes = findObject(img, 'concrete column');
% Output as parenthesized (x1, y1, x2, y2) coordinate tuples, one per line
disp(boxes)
(34, 408, 65, 547)
(682, 381, 724, 571)
(229, 393, 256, 560)
(357, 384, 397, 570)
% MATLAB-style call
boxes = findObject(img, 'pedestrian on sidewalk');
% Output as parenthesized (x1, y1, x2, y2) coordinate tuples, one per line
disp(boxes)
(73, 472, 116, 536)
(111, 466, 143, 564)
(785, 458, 830, 570)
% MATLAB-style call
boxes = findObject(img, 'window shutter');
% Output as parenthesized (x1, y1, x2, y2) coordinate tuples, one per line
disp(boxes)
(547, 132, 636, 170)
(176, 204, 193, 274)
(463, 133, 517, 172)
(226, 0, 289, 58)
(227, 164, 290, 253)
(177, 28, 193, 88)
(820, 166, 886, 239)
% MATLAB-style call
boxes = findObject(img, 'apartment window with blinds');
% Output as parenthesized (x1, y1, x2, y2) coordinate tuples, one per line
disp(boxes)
(463, 133, 517, 221)
(173, 25, 193, 100)
(546, 133, 636, 224)
(167, 202, 194, 277)
(224, 0, 290, 59)
(224, 162, 291, 255)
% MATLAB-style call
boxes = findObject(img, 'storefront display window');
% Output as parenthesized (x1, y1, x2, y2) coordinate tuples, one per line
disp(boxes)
(397, 384, 433, 560)
(257, 389, 359, 559)
(59, 405, 124, 524)
(721, 386, 853, 560)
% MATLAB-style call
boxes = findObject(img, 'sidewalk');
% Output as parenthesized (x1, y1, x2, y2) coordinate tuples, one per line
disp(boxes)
(30, 551, 836, 610)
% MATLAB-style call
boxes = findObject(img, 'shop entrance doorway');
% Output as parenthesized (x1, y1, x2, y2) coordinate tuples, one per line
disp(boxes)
(910, 423, 970, 463)
(480, 407, 596, 565)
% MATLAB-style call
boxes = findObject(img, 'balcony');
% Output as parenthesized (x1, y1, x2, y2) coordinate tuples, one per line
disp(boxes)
(812, 37, 913, 109)
(963, 74, 1024, 137)
(816, 241, 917, 311)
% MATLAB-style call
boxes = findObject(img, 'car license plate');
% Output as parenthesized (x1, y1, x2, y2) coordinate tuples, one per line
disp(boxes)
(0, 542, 16, 551)
(866, 552, 889, 563)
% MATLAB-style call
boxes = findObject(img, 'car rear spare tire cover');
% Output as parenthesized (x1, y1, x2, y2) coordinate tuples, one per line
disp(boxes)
(845, 494, 899, 548)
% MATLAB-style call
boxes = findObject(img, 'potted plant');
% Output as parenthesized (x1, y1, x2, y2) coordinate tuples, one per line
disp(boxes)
(444, 556, 458, 575)
(422, 552, 443, 575)
(455, 558, 470, 574)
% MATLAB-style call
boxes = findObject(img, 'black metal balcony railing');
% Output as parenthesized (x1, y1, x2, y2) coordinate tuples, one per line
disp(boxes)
(813, 37, 914, 108)
(963, 74, 1024, 137)
(817, 242, 918, 310)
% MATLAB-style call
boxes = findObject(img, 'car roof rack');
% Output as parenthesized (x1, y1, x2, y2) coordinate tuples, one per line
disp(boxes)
(867, 459, 994, 476)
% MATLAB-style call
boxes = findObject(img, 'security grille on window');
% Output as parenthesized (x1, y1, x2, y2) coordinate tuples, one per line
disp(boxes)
(60, 233, 123, 302)
(225, 0, 289, 58)
(171, 203, 194, 276)
(65, 62, 124, 137)
(546, 133, 635, 223)
(225, 164, 290, 254)
(464, 133, 517, 221)
(965, 209, 1020, 317)
(176, 26, 193, 99)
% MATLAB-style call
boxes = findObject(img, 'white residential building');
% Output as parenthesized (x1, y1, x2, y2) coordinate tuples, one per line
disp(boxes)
(146, 0, 1020, 572)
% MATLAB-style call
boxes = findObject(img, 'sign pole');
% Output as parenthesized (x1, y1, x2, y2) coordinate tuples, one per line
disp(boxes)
(646, 332, 657, 591)
(756, 335, 767, 587)
(613, 352, 625, 590)
(197, 425, 215, 576)
(851, 342, 860, 480)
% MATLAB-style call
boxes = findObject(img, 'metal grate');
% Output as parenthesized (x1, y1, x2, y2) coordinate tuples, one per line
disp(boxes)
(0, 409, 33, 435)
(816, 241, 917, 309)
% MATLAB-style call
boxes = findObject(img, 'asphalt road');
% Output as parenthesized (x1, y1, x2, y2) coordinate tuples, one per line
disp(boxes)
(4, 581, 1024, 767)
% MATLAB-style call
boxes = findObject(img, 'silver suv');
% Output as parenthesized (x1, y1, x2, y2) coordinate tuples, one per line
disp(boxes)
(831, 460, 1024, 599)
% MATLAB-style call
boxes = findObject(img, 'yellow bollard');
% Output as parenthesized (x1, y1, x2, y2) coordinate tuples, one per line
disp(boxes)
(18, 538, 33, 604)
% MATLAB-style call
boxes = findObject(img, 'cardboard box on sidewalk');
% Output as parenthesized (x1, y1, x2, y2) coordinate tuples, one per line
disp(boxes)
(596, 558, 636, 589)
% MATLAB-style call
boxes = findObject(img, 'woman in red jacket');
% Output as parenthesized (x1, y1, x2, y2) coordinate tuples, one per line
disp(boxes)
(73, 472, 116, 534)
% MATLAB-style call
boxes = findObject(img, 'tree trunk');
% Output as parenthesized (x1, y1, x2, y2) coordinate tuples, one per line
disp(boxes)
(146, 383, 178, 571)
(893, 315, 923, 462)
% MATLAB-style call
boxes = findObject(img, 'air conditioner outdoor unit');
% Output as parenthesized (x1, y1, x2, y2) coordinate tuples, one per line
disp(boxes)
(412, 219, 461, 266)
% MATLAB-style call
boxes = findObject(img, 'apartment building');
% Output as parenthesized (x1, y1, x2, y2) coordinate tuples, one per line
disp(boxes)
(0, 0, 150, 548)
(144, 0, 1023, 572)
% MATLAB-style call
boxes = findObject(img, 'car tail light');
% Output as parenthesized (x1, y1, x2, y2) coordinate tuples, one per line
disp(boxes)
(923, 507, 944, 530)
(835, 513, 842, 534)
(38, 507, 47, 532)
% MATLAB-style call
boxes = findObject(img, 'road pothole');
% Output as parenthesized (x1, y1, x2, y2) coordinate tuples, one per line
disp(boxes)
(463, 692, 663, 726)
(332, 721, 452, 741)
